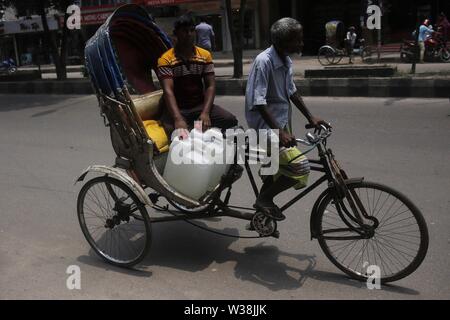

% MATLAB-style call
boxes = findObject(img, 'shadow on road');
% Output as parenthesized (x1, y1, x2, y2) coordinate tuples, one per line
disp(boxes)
(77, 253, 153, 278)
(75, 220, 420, 295)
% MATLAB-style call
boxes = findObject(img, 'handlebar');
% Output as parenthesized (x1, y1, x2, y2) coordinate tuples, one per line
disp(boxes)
(296, 124, 332, 147)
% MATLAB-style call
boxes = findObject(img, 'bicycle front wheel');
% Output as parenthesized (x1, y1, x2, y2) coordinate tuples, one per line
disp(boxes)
(317, 181, 428, 283)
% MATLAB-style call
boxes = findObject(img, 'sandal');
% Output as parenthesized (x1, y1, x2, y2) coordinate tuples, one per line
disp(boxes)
(253, 201, 286, 221)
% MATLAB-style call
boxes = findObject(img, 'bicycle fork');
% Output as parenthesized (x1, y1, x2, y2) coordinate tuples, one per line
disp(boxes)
(329, 152, 379, 236)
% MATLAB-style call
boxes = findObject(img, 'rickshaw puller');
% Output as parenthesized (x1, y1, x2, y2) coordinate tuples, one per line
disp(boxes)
(245, 18, 331, 221)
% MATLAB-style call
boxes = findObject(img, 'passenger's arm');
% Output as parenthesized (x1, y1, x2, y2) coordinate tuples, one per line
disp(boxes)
(200, 66, 216, 130)
(160, 78, 188, 133)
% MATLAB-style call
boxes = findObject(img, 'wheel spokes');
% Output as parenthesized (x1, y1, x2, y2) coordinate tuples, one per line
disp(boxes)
(321, 185, 423, 280)
(80, 179, 148, 264)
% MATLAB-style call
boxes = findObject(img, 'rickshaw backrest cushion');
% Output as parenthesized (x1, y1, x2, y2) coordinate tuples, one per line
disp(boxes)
(132, 90, 169, 153)
(132, 89, 164, 121)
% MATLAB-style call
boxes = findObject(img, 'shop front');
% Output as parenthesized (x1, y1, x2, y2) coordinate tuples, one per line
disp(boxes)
(80, 0, 260, 52)
(0, 15, 59, 66)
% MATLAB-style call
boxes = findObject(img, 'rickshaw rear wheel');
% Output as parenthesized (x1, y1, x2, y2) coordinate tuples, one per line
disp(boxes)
(77, 176, 152, 268)
(318, 46, 337, 66)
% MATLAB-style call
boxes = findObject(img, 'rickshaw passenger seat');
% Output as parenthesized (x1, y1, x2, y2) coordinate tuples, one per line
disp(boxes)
(132, 90, 169, 153)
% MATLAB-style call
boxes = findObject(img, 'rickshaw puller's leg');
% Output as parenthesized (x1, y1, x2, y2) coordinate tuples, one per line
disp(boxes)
(254, 175, 297, 221)
(258, 175, 297, 204)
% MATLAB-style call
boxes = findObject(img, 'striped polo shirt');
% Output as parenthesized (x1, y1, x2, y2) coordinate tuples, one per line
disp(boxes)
(157, 46, 215, 109)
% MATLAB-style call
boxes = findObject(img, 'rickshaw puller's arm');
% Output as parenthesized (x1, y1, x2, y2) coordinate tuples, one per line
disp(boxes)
(290, 91, 331, 129)
(256, 105, 296, 148)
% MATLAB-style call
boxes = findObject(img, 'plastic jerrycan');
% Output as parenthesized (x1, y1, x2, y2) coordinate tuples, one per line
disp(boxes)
(163, 133, 214, 200)
(201, 129, 225, 190)
(202, 128, 236, 191)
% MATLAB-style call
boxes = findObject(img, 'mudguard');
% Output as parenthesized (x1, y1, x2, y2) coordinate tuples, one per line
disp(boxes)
(310, 178, 364, 240)
(75, 165, 152, 207)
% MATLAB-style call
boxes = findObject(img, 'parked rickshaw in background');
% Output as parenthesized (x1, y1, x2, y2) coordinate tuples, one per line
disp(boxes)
(318, 21, 372, 65)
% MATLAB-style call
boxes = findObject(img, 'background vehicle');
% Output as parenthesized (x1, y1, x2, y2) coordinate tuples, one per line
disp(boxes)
(318, 21, 372, 65)
(400, 29, 450, 63)
(0, 58, 17, 75)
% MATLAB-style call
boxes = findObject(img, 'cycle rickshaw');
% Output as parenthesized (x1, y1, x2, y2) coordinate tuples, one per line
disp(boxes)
(76, 4, 428, 284)
(318, 20, 372, 65)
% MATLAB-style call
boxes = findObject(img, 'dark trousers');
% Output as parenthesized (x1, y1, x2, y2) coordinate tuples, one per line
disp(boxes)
(160, 104, 238, 137)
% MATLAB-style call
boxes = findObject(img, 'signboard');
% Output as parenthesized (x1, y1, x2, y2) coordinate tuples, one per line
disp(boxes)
(0, 16, 58, 35)
(81, 11, 114, 25)
(80, 0, 212, 26)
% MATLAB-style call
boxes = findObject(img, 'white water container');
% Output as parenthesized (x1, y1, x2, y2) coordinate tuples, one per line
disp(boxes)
(163, 129, 235, 199)
(163, 135, 214, 200)
(202, 129, 236, 191)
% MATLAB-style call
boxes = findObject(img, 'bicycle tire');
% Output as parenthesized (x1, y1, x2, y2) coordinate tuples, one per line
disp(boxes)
(316, 181, 428, 284)
(333, 53, 343, 65)
(77, 176, 152, 267)
(361, 47, 373, 63)
(318, 46, 336, 66)
(440, 48, 450, 62)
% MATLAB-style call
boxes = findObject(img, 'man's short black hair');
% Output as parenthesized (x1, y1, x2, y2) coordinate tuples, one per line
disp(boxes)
(174, 13, 195, 31)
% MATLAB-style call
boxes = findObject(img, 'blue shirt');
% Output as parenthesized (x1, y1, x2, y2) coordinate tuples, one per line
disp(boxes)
(195, 22, 215, 50)
(245, 46, 297, 131)
(419, 25, 433, 42)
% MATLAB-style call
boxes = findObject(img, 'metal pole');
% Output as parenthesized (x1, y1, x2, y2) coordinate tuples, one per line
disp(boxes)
(378, 0, 382, 62)
(411, 5, 420, 74)
(377, 28, 381, 61)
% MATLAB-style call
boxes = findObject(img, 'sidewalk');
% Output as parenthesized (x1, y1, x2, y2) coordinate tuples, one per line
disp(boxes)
(17, 51, 450, 79)
(2, 50, 449, 97)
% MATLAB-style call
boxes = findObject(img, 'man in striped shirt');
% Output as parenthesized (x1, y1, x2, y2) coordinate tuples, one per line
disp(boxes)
(157, 14, 237, 139)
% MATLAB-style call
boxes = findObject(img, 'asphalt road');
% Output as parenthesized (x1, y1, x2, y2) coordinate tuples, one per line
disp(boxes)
(0, 95, 449, 300)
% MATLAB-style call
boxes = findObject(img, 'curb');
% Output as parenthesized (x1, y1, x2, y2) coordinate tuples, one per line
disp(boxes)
(0, 78, 449, 98)
(216, 78, 450, 98)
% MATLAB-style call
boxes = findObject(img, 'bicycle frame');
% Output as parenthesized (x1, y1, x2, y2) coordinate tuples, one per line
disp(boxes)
(147, 134, 374, 242)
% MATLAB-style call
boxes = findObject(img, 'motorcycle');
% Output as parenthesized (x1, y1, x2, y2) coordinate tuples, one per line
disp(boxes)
(400, 29, 450, 63)
(0, 58, 17, 75)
